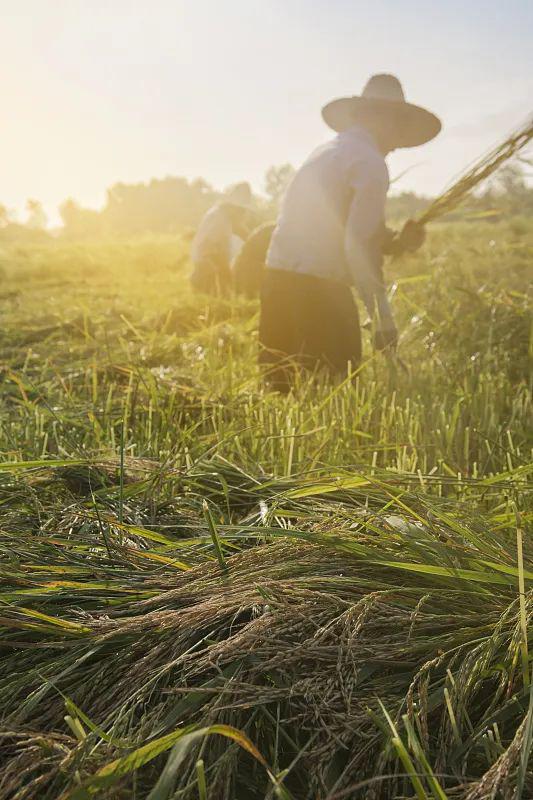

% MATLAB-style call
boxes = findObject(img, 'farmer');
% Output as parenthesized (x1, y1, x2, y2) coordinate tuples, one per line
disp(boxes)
(259, 74, 441, 391)
(190, 182, 254, 295)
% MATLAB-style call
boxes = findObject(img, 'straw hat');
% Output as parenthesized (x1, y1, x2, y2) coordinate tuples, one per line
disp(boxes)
(322, 74, 441, 148)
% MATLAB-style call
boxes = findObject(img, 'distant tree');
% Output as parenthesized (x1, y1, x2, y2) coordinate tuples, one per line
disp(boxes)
(493, 164, 532, 214)
(496, 163, 527, 195)
(386, 191, 431, 222)
(0, 201, 50, 242)
(101, 176, 218, 235)
(57, 174, 266, 238)
(264, 163, 295, 206)
(59, 198, 102, 238)
(470, 162, 533, 217)
(190, 177, 212, 194)
(0, 204, 9, 228)
(26, 199, 47, 230)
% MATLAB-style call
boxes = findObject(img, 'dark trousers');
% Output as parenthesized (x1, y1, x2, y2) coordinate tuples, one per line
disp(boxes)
(190, 256, 231, 296)
(258, 268, 362, 392)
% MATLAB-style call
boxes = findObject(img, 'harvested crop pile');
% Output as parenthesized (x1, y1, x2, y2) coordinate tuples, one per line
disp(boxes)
(0, 468, 531, 800)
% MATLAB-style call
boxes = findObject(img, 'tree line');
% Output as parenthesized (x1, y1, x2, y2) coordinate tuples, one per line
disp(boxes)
(0, 163, 531, 242)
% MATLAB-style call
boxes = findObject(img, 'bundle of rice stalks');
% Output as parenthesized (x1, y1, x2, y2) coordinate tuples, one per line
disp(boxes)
(418, 116, 533, 224)
(0, 470, 532, 799)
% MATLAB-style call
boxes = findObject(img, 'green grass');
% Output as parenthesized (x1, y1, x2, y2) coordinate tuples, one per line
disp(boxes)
(0, 220, 531, 798)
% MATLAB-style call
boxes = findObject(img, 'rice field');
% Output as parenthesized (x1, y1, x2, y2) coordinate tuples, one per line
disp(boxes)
(0, 219, 532, 799)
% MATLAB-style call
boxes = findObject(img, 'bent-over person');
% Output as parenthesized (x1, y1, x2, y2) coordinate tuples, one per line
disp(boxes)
(259, 74, 441, 391)
(190, 182, 253, 295)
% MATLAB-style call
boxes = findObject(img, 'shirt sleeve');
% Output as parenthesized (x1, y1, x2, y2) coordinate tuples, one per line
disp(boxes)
(344, 155, 395, 328)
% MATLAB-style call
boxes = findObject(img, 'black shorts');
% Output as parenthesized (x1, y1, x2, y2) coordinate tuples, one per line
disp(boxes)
(258, 268, 361, 391)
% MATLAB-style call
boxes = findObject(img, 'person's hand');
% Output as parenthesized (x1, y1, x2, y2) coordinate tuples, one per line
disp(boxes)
(398, 219, 426, 254)
(373, 324, 398, 352)
(388, 219, 426, 257)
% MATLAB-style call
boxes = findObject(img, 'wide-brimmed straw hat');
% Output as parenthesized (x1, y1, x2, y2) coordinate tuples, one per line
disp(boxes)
(322, 74, 441, 148)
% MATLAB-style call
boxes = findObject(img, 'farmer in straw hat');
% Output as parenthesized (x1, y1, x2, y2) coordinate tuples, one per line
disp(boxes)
(190, 182, 255, 295)
(259, 74, 441, 391)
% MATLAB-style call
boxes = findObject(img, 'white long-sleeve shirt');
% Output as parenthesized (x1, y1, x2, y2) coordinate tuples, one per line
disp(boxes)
(266, 125, 393, 325)
(191, 203, 233, 265)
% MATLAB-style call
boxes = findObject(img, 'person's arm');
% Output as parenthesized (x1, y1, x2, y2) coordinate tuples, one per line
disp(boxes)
(344, 158, 397, 348)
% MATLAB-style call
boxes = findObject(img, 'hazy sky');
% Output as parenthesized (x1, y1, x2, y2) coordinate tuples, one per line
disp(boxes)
(2, 0, 532, 224)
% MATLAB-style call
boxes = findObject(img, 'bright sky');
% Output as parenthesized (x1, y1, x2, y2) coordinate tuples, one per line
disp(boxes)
(2, 0, 532, 225)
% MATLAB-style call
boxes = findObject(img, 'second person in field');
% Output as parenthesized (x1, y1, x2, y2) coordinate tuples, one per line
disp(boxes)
(190, 182, 255, 295)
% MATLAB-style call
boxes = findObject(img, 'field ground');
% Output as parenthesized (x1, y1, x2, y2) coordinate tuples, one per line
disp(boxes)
(0, 220, 532, 799)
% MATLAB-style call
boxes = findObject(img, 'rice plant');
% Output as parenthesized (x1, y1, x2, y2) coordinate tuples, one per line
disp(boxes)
(0, 220, 531, 798)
